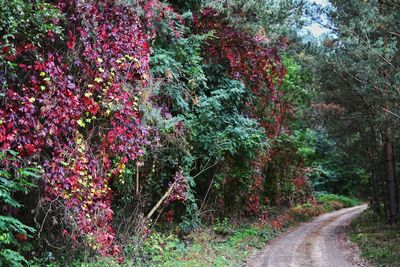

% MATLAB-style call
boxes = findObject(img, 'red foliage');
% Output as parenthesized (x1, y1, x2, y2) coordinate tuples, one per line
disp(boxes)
(247, 194, 261, 214)
(269, 212, 293, 229)
(15, 233, 28, 243)
(194, 8, 287, 138)
(165, 210, 175, 222)
(292, 177, 306, 189)
(0, 0, 179, 259)
(193, 9, 300, 214)
(164, 170, 188, 206)
(67, 30, 76, 49)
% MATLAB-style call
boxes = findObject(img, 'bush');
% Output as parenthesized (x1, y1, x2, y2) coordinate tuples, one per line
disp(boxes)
(289, 203, 325, 221)
(316, 193, 361, 208)
(289, 193, 358, 222)
(212, 218, 235, 236)
(0, 151, 40, 266)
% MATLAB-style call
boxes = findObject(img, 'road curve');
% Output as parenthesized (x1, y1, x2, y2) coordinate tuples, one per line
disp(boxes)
(246, 205, 371, 267)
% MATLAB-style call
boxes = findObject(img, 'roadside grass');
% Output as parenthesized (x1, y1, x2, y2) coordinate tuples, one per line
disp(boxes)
(126, 219, 289, 267)
(44, 193, 359, 266)
(289, 193, 361, 221)
(316, 193, 361, 208)
(349, 209, 400, 267)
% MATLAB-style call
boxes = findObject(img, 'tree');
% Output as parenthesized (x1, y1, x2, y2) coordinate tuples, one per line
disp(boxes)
(314, 0, 400, 222)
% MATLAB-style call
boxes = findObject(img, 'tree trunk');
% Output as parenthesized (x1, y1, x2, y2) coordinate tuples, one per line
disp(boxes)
(368, 126, 386, 216)
(384, 126, 399, 223)
(368, 147, 381, 215)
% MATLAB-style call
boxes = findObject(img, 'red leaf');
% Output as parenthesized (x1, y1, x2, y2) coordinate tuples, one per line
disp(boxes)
(67, 31, 76, 49)
(15, 233, 28, 242)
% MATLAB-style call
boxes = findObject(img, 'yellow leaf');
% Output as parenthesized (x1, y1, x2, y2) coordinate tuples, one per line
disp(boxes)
(125, 55, 133, 61)
(77, 119, 86, 127)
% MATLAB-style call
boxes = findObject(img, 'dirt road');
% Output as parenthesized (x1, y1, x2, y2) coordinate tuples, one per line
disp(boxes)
(246, 205, 371, 267)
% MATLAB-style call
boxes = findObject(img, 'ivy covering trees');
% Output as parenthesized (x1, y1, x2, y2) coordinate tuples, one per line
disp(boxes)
(0, 0, 398, 265)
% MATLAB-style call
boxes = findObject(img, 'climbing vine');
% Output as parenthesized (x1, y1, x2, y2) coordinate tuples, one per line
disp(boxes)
(0, 0, 183, 259)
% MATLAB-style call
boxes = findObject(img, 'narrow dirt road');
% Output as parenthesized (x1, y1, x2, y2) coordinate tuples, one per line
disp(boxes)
(247, 205, 371, 267)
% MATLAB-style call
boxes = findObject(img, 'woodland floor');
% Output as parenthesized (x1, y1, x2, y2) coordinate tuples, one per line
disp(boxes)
(246, 205, 371, 267)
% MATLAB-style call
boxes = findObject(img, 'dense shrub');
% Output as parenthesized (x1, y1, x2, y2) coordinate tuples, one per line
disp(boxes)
(316, 193, 361, 208)
(0, 151, 40, 266)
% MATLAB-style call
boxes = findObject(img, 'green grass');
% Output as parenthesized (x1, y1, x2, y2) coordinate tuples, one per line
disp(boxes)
(128, 223, 286, 267)
(316, 193, 361, 208)
(349, 209, 400, 267)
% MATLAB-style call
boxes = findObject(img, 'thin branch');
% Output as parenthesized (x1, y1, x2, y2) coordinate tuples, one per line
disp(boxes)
(199, 209, 221, 215)
(382, 107, 400, 119)
(379, 0, 400, 9)
(38, 195, 60, 239)
(192, 159, 218, 179)
(199, 178, 215, 212)
(332, 69, 376, 117)
(352, 30, 398, 73)
(146, 181, 175, 220)
(387, 31, 400, 38)
(150, 203, 166, 230)
(136, 164, 139, 195)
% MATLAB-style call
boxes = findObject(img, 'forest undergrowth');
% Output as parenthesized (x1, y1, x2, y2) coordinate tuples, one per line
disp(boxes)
(52, 193, 360, 267)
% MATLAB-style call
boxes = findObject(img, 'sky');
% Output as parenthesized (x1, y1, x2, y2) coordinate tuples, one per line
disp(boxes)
(308, 23, 329, 36)
(306, 0, 330, 37)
